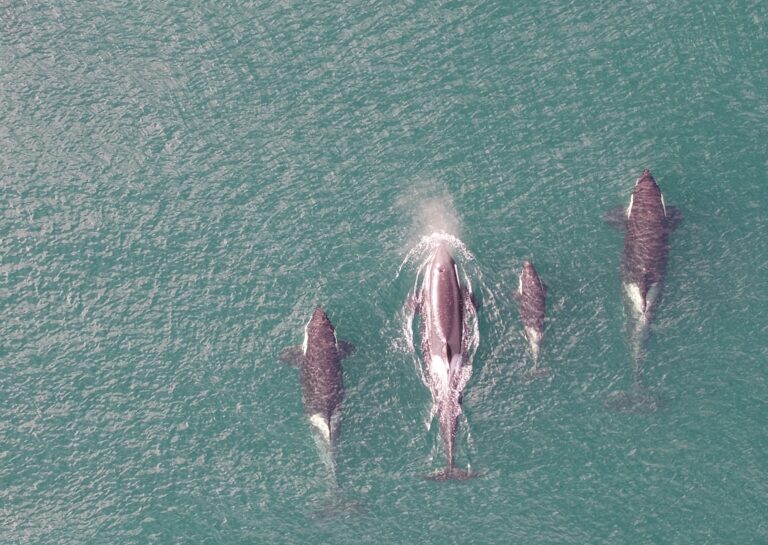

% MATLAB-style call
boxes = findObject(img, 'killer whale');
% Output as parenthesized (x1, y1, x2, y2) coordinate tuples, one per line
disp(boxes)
(605, 169, 681, 411)
(513, 260, 551, 379)
(411, 244, 477, 480)
(280, 308, 354, 479)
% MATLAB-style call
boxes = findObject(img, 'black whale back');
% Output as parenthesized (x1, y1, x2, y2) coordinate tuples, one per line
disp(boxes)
(301, 308, 343, 418)
(518, 261, 545, 331)
(623, 170, 670, 286)
(424, 245, 465, 364)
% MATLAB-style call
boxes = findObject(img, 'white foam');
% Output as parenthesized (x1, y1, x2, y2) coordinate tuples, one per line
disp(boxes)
(397, 231, 476, 277)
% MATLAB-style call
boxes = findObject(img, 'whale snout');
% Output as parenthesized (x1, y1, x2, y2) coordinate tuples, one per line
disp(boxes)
(309, 307, 333, 329)
(432, 244, 457, 274)
(434, 244, 452, 262)
(636, 169, 658, 188)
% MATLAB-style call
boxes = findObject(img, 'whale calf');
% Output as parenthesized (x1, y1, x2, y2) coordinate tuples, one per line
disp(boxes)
(605, 169, 681, 411)
(411, 244, 477, 480)
(514, 260, 551, 379)
(280, 308, 354, 479)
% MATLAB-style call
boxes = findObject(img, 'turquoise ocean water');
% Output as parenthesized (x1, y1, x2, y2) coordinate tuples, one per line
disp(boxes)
(2, 1, 767, 543)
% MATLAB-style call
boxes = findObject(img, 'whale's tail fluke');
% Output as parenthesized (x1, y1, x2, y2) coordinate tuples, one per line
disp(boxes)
(425, 466, 478, 481)
(604, 386, 661, 413)
(309, 482, 368, 521)
(522, 365, 553, 382)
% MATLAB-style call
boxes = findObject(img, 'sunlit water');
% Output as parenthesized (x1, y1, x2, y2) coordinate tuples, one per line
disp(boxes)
(2, 1, 767, 544)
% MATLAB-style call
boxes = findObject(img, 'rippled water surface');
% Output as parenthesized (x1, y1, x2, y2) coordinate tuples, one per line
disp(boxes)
(2, 1, 767, 543)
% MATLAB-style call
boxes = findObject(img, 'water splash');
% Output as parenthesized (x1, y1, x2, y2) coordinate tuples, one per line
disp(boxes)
(397, 231, 476, 278)
(395, 179, 462, 242)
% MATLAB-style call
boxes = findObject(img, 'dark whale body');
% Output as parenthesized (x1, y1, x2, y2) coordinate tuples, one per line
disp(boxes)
(514, 260, 550, 377)
(412, 244, 476, 480)
(605, 169, 681, 411)
(280, 308, 354, 476)
(612, 169, 681, 325)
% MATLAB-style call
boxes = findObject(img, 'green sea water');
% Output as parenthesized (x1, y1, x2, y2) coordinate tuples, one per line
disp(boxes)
(2, 1, 767, 543)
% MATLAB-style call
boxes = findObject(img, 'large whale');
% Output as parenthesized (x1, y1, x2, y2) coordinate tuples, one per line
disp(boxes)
(412, 244, 476, 480)
(514, 260, 552, 379)
(605, 169, 681, 410)
(280, 308, 354, 479)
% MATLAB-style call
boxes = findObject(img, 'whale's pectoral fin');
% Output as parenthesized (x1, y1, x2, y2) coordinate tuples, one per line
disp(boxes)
(603, 206, 627, 230)
(278, 346, 305, 367)
(407, 292, 423, 314)
(464, 288, 480, 312)
(337, 340, 355, 359)
(665, 206, 682, 231)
